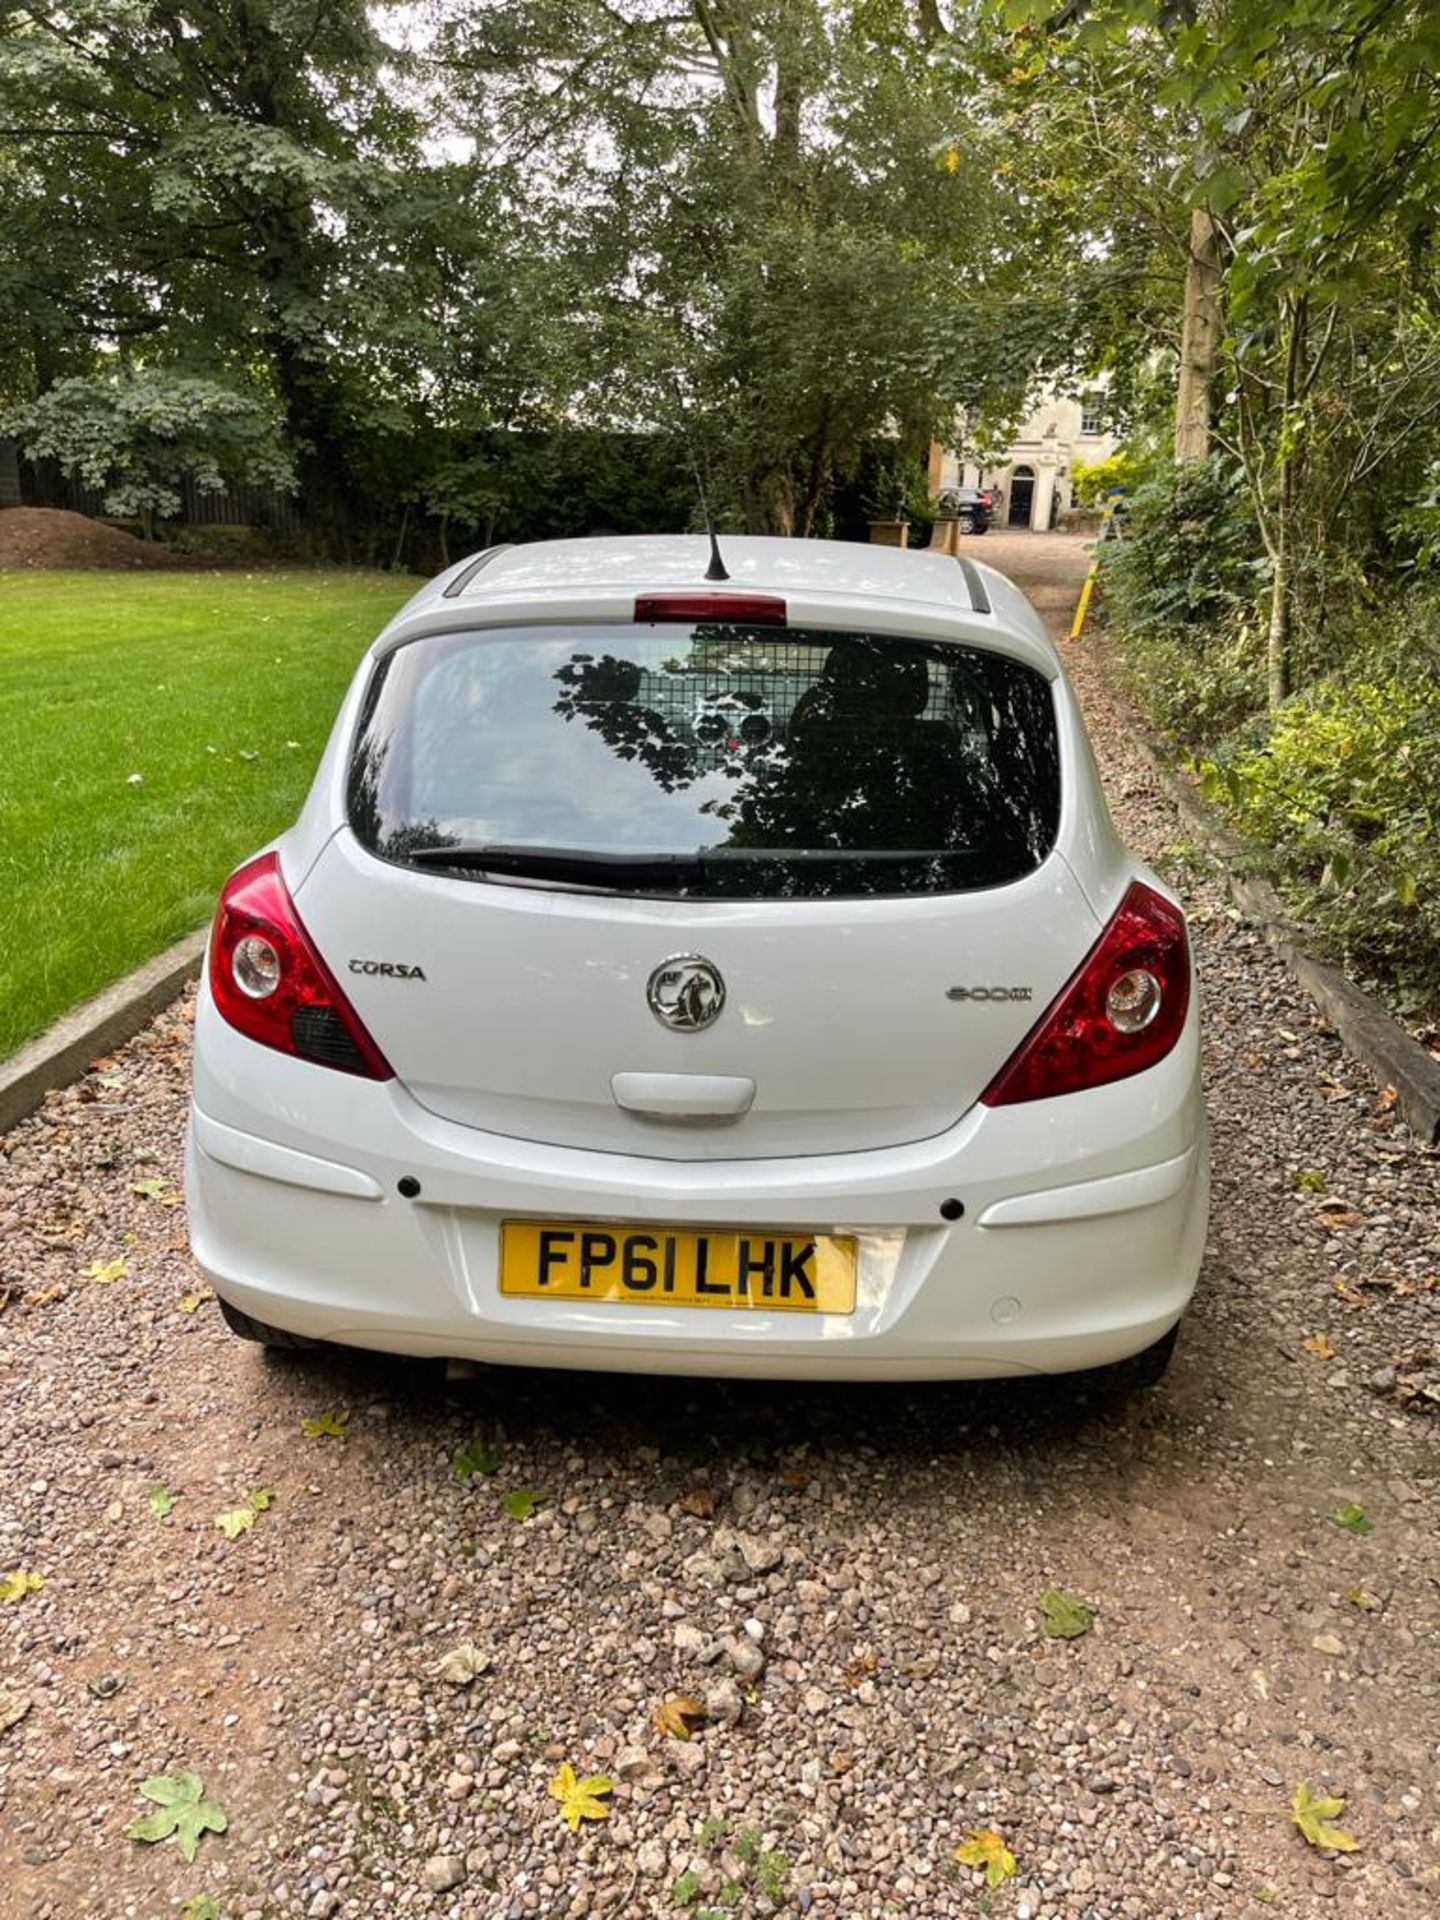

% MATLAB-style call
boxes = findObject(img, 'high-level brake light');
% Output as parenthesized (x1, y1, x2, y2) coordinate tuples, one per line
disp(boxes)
(634, 592, 787, 626)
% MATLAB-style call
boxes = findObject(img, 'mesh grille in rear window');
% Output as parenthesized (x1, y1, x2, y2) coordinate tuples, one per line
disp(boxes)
(347, 625, 1060, 900)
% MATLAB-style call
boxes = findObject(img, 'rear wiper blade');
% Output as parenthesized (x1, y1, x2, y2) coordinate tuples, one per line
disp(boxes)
(406, 843, 706, 888)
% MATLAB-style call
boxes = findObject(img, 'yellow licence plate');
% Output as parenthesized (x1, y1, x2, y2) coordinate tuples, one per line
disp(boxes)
(500, 1221, 857, 1314)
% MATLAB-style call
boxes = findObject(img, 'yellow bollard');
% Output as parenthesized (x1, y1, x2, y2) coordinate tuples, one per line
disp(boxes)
(1069, 500, 1117, 639)
(1069, 567, 1098, 641)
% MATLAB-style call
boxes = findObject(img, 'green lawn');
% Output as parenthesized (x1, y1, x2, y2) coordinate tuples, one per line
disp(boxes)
(0, 570, 416, 1059)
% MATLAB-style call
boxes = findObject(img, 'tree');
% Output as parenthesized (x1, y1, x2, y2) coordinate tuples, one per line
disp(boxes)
(0, 2, 509, 548)
(4, 368, 294, 532)
(440, 0, 1033, 534)
(994, 0, 1440, 700)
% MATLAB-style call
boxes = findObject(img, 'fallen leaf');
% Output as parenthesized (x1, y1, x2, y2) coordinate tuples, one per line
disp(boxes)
(436, 1642, 491, 1686)
(954, 1826, 1018, 1887)
(830, 1748, 854, 1774)
(845, 1646, 879, 1685)
(1345, 1585, 1381, 1612)
(453, 1435, 501, 1480)
(652, 1693, 707, 1741)
(106, 1499, 124, 1522)
(1290, 1781, 1359, 1853)
(300, 1409, 350, 1439)
(181, 1898, 221, 1920)
(1331, 1503, 1373, 1535)
(1293, 1167, 1327, 1194)
(1375, 1084, 1398, 1112)
(215, 1486, 272, 1537)
(179, 1286, 213, 1314)
(1311, 1633, 1344, 1656)
(130, 1178, 179, 1204)
(1250, 1668, 1270, 1701)
(504, 1488, 547, 1521)
(898, 1654, 939, 1678)
(0, 1685, 31, 1735)
(0, 1569, 44, 1603)
(678, 1482, 717, 1519)
(1040, 1587, 1093, 1639)
(1302, 1333, 1336, 1361)
(548, 1760, 614, 1831)
(149, 1485, 179, 1520)
(127, 1770, 228, 1863)
(82, 1256, 129, 1284)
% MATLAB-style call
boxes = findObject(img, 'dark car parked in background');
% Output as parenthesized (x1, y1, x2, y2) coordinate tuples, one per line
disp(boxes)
(937, 486, 994, 534)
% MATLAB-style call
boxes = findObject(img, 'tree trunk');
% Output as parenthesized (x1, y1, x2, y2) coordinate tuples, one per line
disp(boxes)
(1267, 526, 1291, 706)
(1267, 293, 1307, 706)
(742, 466, 795, 536)
(1174, 208, 1221, 463)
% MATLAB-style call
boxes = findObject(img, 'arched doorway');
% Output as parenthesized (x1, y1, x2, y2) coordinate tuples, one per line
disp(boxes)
(1008, 465, 1036, 528)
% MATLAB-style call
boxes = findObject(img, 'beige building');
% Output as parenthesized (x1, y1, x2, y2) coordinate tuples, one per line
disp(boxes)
(931, 389, 1118, 531)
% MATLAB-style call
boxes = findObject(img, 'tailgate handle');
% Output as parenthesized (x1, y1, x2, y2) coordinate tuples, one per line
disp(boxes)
(611, 1072, 756, 1120)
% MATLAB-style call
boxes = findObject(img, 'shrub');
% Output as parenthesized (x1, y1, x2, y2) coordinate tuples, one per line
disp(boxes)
(1204, 677, 1440, 1012)
(1100, 456, 1260, 645)
(1071, 449, 1134, 507)
(4, 369, 294, 529)
(1115, 619, 1267, 748)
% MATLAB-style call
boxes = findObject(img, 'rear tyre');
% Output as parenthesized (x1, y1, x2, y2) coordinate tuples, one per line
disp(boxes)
(1082, 1321, 1179, 1394)
(217, 1295, 318, 1351)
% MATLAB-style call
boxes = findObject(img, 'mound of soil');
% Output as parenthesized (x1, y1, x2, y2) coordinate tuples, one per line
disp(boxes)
(0, 506, 178, 570)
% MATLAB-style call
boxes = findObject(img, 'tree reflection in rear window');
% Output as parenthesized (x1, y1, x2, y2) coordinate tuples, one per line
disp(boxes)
(347, 625, 1060, 899)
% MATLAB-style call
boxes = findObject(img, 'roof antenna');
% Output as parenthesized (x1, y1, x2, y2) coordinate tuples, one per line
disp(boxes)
(673, 384, 730, 581)
(692, 457, 730, 581)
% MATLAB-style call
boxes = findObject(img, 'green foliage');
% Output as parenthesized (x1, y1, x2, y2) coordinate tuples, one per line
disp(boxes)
(754, 1851, 791, 1900)
(5, 370, 294, 526)
(1290, 1781, 1360, 1853)
(452, 1436, 501, 1481)
(1039, 1588, 1094, 1639)
(1071, 451, 1134, 507)
(1101, 459, 1260, 643)
(440, 1, 1040, 535)
(1205, 678, 1440, 1011)
(1331, 1503, 1374, 1536)
(127, 1770, 228, 1864)
(1120, 626, 1267, 750)
(503, 1488, 547, 1521)
(1103, 457, 1267, 744)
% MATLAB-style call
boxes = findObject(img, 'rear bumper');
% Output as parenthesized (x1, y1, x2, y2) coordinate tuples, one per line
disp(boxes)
(187, 988, 1209, 1381)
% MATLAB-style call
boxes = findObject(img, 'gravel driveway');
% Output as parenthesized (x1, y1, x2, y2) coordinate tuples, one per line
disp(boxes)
(2, 532, 1436, 1920)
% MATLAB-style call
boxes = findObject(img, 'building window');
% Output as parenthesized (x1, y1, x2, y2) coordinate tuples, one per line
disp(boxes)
(1079, 393, 1105, 436)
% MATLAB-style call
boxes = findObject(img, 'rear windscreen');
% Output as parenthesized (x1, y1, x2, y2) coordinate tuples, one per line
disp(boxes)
(348, 625, 1061, 899)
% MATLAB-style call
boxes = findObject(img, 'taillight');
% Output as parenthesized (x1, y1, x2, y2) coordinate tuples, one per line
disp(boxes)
(634, 592, 787, 625)
(208, 853, 393, 1079)
(981, 880, 1191, 1106)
